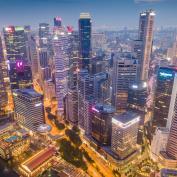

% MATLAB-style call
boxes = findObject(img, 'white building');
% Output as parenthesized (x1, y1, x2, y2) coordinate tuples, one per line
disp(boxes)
(53, 28, 70, 116)
(111, 111, 140, 159)
(151, 127, 169, 160)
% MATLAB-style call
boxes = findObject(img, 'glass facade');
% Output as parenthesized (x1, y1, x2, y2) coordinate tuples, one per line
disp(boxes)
(79, 13, 91, 70)
(153, 67, 177, 128)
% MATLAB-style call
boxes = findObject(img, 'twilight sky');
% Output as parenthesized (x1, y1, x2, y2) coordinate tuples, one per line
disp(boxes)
(0, 0, 176, 30)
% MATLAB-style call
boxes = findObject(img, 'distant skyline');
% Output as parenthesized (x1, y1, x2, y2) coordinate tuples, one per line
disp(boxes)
(0, 0, 176, 30)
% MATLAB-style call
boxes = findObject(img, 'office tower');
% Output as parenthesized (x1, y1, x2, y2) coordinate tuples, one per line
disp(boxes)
(91, 103, 115, 146)
(68, 31, 80, 89)
(111, 111, 140, 159)
(38, 48, 51, 81)
(39, 48, 49, 68)
(8, 60, 33, 89)
(167, 37, 177, 65)
(54, 16, 62, 28)
(153, 67, 177, 128)
(65, 88, 78, 125)
(166, 96, 177, 160)
(43, 80, 55, 100)
(79, 13, 92, 70)
(137, 9, 155, 81)
(78, 70, 94, 135)
(0, 36, 8, 116)
(112, 53, 138, 111)
(39, 23, 50, 49)
(29, 35, 39, 76)
(53, 27, 70, 115)
(128, 81, 148, 113)
(93, 72, 109, 102)
(13, 89, 45, 131)
(24, 25, 32, 62)
(3, 26, 27, 61)
(151, 127, 169, 159)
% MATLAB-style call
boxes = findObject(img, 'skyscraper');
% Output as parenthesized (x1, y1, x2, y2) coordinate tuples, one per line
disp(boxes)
(3, 26, 27, 62)
(53, 27, 70, 115)
(78, 69, 94, 135)
(54, 16, 62, 28)
(91, 103, 115, 146)
(13, 89, 45, 131)
(8, 60, 33, 89)
(112, 53, 138, 111)
(3, 26, 32, 89)
(166, 96, 177, 160)
(111, 111, 140, 159)
(65, 88, 78, 125)
(137, 9, 155, 81)
(0, 36, 8, 116)
(79, 13, 92, 71)
(39, 23, 50, 49)
(153, 67, 177, 128)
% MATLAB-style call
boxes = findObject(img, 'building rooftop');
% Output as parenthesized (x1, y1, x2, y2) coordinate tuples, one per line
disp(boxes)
(93, 103, 115, 114)
(21, 147, 55, 172)
(13, 89, 42, 98)
(0, 123, 13, 131)
(5, 135, 20, 143)
(80, 13, 91, 19)
(112, 111, 140, 128)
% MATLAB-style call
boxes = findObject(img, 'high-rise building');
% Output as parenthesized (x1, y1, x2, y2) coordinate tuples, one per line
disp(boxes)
(53, 27, 70, 115)
(68, 31, 79, 89)
(91, 103, 115, 146)
(112, 53, 138, 111)
(13, 89, 45, 131)
(29, 35, 39, 76)
(93, 72, 109, 103)
(54, 17, 62, 28)
(151, 127, 169, 160)
(166, 81, 177, 160)
(8, 60, 33, 89)
(0, 36, 8, 116)
(78, 69, 94, 135)
(111, 111, 140, 159)
(3, 26, 32, 89)
(137, 9, 155, 81)
(79, 13, 92, 71)
(65, 88, 78, 125)
(128, 81, 148, 113)
(3, 26, 27, 61)
(153, 67, 177, 128)
(39, 23, 50, 49)
(38, 48, 51, 81)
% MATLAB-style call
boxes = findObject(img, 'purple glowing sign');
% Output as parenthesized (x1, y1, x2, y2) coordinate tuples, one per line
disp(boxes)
(16, 60, 24, 72)
(92, 107, 100, 113)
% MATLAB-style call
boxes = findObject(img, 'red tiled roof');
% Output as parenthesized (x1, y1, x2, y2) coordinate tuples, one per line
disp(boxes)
(23, 147, 55, 171)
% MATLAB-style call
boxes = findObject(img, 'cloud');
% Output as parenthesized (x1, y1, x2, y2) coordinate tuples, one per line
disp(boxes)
(134, 0, 163, 3)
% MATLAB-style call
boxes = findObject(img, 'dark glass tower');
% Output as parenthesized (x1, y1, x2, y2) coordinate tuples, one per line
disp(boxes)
(39, 23, 50, 49)
(54, 17, 62, 28)
(79, 13, 92, 71)
(3, 26, 27, 61)
(153, 67, 177, 128)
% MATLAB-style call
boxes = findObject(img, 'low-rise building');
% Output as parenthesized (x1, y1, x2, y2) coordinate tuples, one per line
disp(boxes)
(19, 147, 56, 177)
(0, 135, 30, 160)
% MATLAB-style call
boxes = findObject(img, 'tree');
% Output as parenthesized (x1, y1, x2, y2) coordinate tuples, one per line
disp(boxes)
(65, 129, 82, 147)
(45, 107, 51, 113)
(72, 125, 80, 134)
(82, 149, 94, 163)
(48, 113, 56, 120)
(59, 138, 87, 171)
(55, 121, 65, 130)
